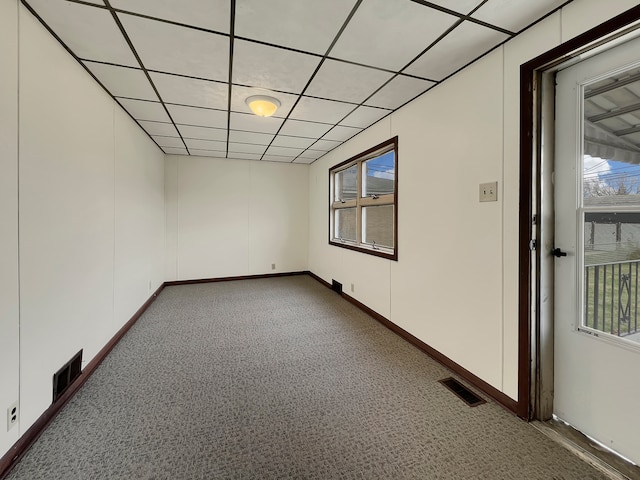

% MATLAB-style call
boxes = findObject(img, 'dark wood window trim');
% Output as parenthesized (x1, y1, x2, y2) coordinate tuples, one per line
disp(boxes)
(518, 6, 640, 420)
(328, 136, 399, 261)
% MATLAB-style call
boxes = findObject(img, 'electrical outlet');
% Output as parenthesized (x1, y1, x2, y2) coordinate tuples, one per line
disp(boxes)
(350, 283, 354, 293)
(271, 263, 276, 270)
(479, 181, 498, 202)
(7, 402, 18, 431)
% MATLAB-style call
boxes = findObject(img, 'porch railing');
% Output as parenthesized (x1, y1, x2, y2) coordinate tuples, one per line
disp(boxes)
(585, 260, 640, 337)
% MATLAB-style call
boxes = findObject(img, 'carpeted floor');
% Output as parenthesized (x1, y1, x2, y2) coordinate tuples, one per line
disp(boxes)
(5, 276, 608, 479)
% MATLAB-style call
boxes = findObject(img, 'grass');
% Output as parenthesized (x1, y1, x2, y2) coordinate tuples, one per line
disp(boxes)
(584, 261, 640, 336)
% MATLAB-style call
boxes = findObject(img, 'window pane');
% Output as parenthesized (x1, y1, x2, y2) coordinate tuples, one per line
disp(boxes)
(362, 205, 394, 248)
(363, 151, 395, 197)
(583, 211, 640, 341)
(335, 165, 357, 202)
(583, 70, 640, 203)
(335, 208, 356, 242)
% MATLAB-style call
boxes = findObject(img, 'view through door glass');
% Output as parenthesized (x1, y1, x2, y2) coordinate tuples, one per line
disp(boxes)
(583, 65, 640, 343)
(554, 34, 640, 466)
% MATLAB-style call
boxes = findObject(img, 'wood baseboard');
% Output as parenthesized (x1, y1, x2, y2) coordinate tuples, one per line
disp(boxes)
(1, 271, 312, 478)
(2, 270, 518, 479)
(0, 284, 164, 480)
(306, 271, 518, 415)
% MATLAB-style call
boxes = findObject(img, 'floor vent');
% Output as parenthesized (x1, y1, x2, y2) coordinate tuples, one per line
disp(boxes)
(331, 279, 342, 294)
(439, 377, 486, 407)
(53, 349, 83, 403)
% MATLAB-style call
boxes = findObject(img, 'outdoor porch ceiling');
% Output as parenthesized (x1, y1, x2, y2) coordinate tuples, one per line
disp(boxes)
(585, 69, 640, 164)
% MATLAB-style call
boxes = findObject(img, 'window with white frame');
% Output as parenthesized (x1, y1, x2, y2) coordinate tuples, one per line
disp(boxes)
(329, 137, 398, 260)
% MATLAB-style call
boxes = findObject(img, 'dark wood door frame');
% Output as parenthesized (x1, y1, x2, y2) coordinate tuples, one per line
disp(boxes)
(518, 5, 640, 419)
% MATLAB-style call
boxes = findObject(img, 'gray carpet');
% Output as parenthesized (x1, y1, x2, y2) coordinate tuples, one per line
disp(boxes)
(6, 276, 607, 479)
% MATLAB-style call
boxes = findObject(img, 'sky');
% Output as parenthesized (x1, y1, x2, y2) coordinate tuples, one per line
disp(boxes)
(583, 154, 640, 194)
(365, 151, 395, 180)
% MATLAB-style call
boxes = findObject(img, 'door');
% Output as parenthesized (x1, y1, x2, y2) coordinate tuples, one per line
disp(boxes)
(554, 35, 640, 465)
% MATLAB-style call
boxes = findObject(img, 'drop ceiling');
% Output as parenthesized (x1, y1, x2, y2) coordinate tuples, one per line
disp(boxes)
(23, 0, 571, 164)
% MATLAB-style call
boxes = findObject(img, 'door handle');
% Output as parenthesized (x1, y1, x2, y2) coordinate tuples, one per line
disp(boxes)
(551, 248, 567, 257)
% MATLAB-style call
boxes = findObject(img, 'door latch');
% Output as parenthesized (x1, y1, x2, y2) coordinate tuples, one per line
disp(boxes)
(551, 248, 567, 257)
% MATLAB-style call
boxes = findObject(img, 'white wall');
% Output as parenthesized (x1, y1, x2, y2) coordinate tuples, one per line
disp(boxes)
(0, 2, 165, 458)
(165, 156, 309, 281)
(114, 106, 166, 326)
(308, 0, 640, 401)
(2, 0, 637, 463)
(0, 0, 21, 456)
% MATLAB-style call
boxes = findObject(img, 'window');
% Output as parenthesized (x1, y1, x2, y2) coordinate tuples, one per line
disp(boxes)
(329, 137, 398, 260)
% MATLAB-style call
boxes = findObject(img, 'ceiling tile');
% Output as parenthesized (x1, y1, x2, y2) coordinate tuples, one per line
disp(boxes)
(265, 146, 305, 157)
(293, 157, 317, 164)
(322, 125, 362, 142)
(109, 0, 230, 33)
(168, 105, 227, 128)
(226, 152, 262, 161)
(404, 20, 509, 81)
(184, 138, 227, 151)
(228, 143, 268, 155)
(153, 136, 185, 148)
(365, 75, 435, 109)
(163, 147, 189, 155)
(298, 149, 325, 160)
(178, 124, 227, 141)
(233, 40, 321, 94)
(230, 85, 298, 118)
(279, 119, 333, 138)
(235, 0, 357, 54)
(340, 106, 391, 128)
(228, 130, 275, 145)
(330, 0, 459, 71)
(118, 12, 229, 81)
(26, 0, 138, 67)
(150, 72, 228, 110)
(271, 136, 317, 149)
(138, 120, 179, 137)
(289, 97, 355, 124)
(117, 98, 170, 122)
(306, 59, 395, 104)
(310, 139, 342, 152)
(427, 0, 485, 15)
(263, 155, 295, 163)
(230, 112, 283, 134)
(472, 0, 566, 33)
(189, 149, 225, 158)
(84, 61, 157, 101)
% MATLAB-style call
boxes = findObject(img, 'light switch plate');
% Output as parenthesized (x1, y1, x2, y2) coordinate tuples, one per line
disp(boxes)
(479, 181, 498, 202)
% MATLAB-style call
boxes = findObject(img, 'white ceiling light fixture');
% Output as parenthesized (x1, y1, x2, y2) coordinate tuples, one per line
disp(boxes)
(245, 95, 281, 117)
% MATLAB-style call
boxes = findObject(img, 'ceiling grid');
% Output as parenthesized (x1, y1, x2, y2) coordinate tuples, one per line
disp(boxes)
(22, 0, 572, 164)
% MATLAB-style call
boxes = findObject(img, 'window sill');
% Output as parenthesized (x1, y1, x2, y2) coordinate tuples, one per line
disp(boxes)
(329, 239, 397, 261)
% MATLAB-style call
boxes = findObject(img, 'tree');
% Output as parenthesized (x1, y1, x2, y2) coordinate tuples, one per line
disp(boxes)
(583, 173, 639, 197)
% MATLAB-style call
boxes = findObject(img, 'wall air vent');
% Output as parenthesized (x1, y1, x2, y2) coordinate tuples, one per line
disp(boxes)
(331, 279, 342, 294)
(52, 349, 83, 403)
(439, 377, 486, 407)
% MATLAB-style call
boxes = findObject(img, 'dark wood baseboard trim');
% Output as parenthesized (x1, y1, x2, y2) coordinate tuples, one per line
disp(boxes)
(306, 271, 332, 289)
(3, 270, 518, 479)
(0, 284, 165, 480)
(306, 271, 518, 414)
(165, 271, 309, 286)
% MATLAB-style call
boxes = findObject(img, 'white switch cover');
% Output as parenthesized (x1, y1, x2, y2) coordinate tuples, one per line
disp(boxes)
(479, 181, 498, 202)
